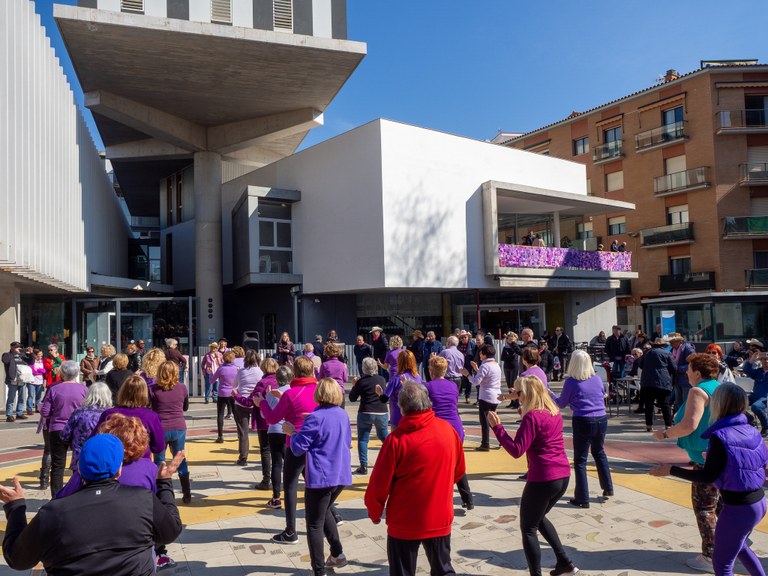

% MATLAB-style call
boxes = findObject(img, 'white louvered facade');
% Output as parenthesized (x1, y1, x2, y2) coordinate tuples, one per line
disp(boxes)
(0, 0, 131, 293)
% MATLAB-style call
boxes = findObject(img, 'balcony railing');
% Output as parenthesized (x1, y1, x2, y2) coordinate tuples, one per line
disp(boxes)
(592, 140, 623, 163)
(497, 244, 631, 272)
(635, 121, 686, 150)
(640, 222, 694, 246)
(654, 166, 710, 196)
(717, 109, 768, 132)
(746, 269, 768, 288)
(740, 163, 768, 185)
(723, 216, 768, 237)
(659, 271, 715, 292)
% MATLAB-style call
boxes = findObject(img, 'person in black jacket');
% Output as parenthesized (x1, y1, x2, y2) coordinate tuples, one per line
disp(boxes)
(348, 357, 388, 475)
(548, 327, 573, 381)
(538, 341, 554, 381)
(370, 327, 389, 378)
(604, 325, 630, 377)
(352, 335, 373, 376)
(636, 338, 677, 431)
(0, 434, 183, 576)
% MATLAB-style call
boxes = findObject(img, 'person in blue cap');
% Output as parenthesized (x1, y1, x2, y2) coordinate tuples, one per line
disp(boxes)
(0, 434, 183, 575)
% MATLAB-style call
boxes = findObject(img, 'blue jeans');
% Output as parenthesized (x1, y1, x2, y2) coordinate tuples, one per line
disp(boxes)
(571, 415, 613, 503)
(5, 384, 25, 417)
(26, 384, 42, 411)
(750, 396, 768, 431)
(357, 413, 388, 467)
(204, 374, 218, 401)
(154, 429, 189, 477)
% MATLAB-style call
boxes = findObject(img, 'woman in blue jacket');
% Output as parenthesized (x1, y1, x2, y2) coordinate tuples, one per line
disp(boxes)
(284, 377, 352, 576)
(651, 383, 768, 576)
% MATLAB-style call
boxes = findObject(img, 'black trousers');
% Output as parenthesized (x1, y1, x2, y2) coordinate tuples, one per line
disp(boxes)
(256, 429, 270, 481)
(216, 396, 235, 437)
(478, 400, 498, 448)
(305, 485, 344, 576)
(268, 432, 286, 498)
(40, 429, 51, 485)
(49, 430, 69, 497)
(387, 534, 455, 576)
(459, 376, 472, 400)
(233, 404, 252, 461)
(641, 387, 673, 427)
(520, 477, 571, 576)
(456, 474, 472, 506)
(283, 449, 306, 534)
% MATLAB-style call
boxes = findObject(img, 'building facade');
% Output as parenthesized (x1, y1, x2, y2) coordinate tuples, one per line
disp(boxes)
(505, 62, 768, 342)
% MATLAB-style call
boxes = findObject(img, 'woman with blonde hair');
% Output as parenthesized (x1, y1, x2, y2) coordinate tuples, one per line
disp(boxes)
(488, 376, 577, 576)
(318, 343, 348, 401)
(284, 377, 352, 574)
(150, 361, 191, 503)
(277, 332, 295, 366)
(550, 349, 613, 508)
(140, 348, 167, 387)
(95, 343, 116, 382)
(377, 349, 421, 428)
(201, 341, 222, 404)
(105, 353, 133, 400)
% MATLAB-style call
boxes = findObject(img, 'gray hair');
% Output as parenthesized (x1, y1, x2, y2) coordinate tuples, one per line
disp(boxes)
(82, 382, 113, 408)
(165, 338, 178, 347)
(47, 343, 58, 352)
(446, 335, 458, 347)
(362, 356, 378, 376)
(398, 381, 432, 415)
(303, 343, 314, 353)
(59, 360, 80, 382)
(276, 365, 294, 386)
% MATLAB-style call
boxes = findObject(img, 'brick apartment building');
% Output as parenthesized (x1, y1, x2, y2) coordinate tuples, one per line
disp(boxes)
(502, 60, 768, 344)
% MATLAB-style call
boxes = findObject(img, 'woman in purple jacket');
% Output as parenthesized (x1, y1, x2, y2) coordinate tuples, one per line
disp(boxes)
(60, 382, 113, 474)
(210, 351, 239, 443)
(425, 355, 473, 510)
(284, 377, 352, 576)
(651, 384, 768, 576)
(318, 343, 348, 402)
(550, 350, 614, 508)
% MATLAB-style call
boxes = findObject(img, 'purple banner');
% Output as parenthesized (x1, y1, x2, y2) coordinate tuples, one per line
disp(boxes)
(498, 244, 632, 272)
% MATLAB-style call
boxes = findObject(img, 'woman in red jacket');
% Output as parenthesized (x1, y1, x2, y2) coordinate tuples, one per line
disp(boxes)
(43, 344, 66, 388)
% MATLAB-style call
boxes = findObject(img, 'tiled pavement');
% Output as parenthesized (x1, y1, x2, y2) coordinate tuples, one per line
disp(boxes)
(1, 391, 767, 575)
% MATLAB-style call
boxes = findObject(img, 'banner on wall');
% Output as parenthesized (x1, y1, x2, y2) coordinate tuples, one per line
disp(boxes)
(661, 310, 676, 337)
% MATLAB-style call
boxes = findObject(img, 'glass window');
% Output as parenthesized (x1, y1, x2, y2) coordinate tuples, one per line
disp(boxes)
(663, 106, 684, 126)
(667, 205, 689, 225)
(754, 251, 768, 269)
(276, 222, 291, 248)
(573, 136, 589, 156)
(577, 222, 593, 239)
(669, 256, 691, 275)
(605, 126, 622, 143)
(608, 216, 626, 235)
(259, 221, 274, 247)
(258, 201, 291, 219)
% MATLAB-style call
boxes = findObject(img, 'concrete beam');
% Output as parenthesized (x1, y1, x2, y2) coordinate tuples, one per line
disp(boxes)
(84, 90, 207, 151)
(221, 145, 286, 167)
(106, 138, 193, 161)
(208, 108, 323, 154)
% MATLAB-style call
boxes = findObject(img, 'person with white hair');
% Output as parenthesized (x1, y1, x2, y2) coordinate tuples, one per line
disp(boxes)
(349, 357, 388, 474)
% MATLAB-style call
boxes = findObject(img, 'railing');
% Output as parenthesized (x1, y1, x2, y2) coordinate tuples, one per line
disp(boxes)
(654, 167, 710, 195)
(640, 222, 694, 246)
(723, 216, 768, 237)
(592, 140, 623, 162)
(717, 109, 768, 131)
(659, 271, 715, 292)
(635, 121, 686, 150)
(497, 244, 632, 272)
(746, 269, 768, 288)
(740, 163, 768, 184)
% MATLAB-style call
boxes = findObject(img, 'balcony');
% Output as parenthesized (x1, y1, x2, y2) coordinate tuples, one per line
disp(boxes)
(497, 244, 632, 272)
(654, 167, 710, 197)
(716, 109, 768, 134)
(640, 222, 694, 247)
(746, 269, 768, 288)
(659, 271, 715, 292)
(723, 216, 768, 239)
(635, 121, 687, 152)
(592, 141, 623, 164)
(739, 163, 768, 185)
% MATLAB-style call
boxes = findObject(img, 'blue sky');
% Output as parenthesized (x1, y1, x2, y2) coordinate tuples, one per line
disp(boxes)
(34, 0, 766, 151)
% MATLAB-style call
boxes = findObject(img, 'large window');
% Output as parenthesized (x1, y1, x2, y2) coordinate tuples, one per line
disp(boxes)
(258, 200, 292, 274)
(608, 216, 626, 235)
(663, 106, 684, 126)
(573, 136, 589, 156)
(577, 222, 593, 239)
(606, 170, 624, 192)
(604, 126, 622, 156)
(667, 205, 689, 225)
(669, 256, 691, 275)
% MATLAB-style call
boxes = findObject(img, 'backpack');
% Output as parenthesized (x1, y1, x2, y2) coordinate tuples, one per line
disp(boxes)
(15, 363, 34, 385)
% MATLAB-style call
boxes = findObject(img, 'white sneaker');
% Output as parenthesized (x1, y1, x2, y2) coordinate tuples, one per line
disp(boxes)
(325, 553, 348, 569)
(686, 554, 714, 573)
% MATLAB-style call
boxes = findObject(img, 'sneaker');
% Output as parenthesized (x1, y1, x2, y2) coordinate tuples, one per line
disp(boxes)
(225, 414, 233, 420)
(568, 499, 590, 509)
(476, 445, 490, 452)
(331, 507, 344, 526)
(215, 436, 224, 444)
(353, 465, 368, 475)
(6, 416, 14, 423)
(236, 458, 248, 466)
(256, 478, 271, 491)
(461, 500, 474, 510)
(325, 553, 348, 569)
(602, 489, 614, 498)
(271, 529, 298, 544)
(156, 554, 176, 570)
(16, 414, 28, 420)
(686, 554, 714, 573)
(204, 398, 209, 404)
(550, 562, 578, 576)
(518, 472, 528, 480)
(266, 497, 282, 509)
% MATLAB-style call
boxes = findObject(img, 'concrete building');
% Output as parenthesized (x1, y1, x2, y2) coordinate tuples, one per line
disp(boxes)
(504, 61, 768, 342)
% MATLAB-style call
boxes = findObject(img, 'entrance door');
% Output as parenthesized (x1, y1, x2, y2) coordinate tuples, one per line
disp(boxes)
(459, 304, 545, 339)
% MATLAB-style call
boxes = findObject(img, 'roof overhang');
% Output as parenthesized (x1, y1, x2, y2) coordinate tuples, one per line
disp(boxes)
(490, 180, 635, 217)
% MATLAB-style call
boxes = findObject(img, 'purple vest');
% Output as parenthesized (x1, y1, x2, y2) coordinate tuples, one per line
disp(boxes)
(703, 413, 768, 492)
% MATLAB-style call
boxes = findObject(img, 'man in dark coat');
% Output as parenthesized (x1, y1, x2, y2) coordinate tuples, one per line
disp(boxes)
(605, 325, 630, 377)
(636, 338, 677, 431)
(370, 327, 389, 378)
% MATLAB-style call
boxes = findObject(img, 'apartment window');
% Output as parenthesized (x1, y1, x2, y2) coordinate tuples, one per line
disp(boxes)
(121, 0, 144, 13)
(577, 222, 593, 239)
(606, 170, 624, 192)
(669, 256, 691, 275)
(211, 0, 232, 24)
(665, 155, 687, 189)
(663, 106, 684, 126)
(667, 205, 689, 225)
(573, 137, 589, 156)
(604, 126, 622, 156)
(608, 216, 626, 235)
(745, 96, 768, 127)
(273, 0, 293, 31)
(754, 251, 768, 269)
(258, 200, 292, 274)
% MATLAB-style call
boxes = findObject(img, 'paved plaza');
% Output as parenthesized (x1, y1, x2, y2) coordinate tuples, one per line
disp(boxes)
(0, 387, 767, 576)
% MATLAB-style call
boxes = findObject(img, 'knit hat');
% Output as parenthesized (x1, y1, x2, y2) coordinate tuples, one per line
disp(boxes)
(78, 434, 124, 481)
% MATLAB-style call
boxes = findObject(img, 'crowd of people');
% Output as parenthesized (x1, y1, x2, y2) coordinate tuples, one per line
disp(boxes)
(2, 324, 768, 576)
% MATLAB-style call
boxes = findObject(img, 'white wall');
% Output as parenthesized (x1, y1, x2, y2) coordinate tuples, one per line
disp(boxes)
(312, 0, 333, 38)
(188, 0, 211, 23)
(232, 0, 254, 28)
(144, 1, 168, 18)
(565, 290, 618, 343)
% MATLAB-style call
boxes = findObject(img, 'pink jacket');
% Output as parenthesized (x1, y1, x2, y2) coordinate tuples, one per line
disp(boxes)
(258, 377, 318, 445)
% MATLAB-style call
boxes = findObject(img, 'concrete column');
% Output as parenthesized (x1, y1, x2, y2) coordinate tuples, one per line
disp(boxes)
(194, 151, 224, 346)
(553, 212, 561, 248)
(0, 283, 21, 407)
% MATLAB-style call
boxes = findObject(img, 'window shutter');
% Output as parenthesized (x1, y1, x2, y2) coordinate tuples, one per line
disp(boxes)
(211, 0, 232, 24)
(121, 0, 144, 12)
(747, 147, 768, 164)
(274, 0, 293, 31)
(606, 171, 624, 192)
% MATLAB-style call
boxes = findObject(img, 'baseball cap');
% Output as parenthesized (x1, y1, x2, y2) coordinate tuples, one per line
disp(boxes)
(78, 434, 124, 481)
(10, 341, 21, 348)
